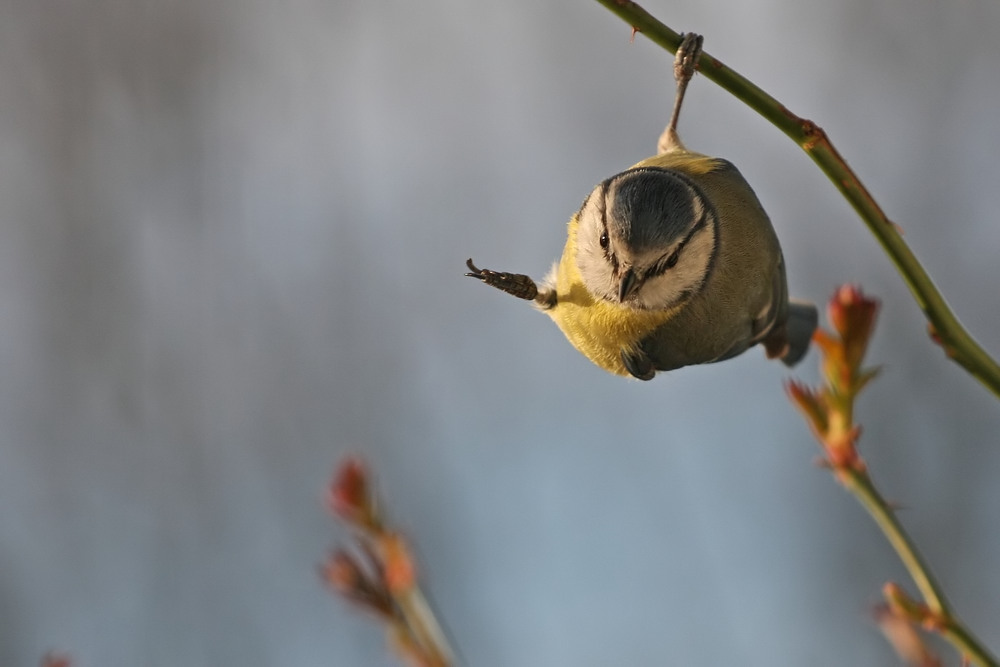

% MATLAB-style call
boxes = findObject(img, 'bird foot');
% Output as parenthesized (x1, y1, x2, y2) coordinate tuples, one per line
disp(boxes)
(465, 258, 539, 301)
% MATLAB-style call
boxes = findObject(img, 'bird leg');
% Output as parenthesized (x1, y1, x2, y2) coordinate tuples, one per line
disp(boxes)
(657, 32, 704, 155)
(465, 258, 556, 308)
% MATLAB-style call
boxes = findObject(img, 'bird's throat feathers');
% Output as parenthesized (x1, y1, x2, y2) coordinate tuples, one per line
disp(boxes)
(540, 214, 681, 376)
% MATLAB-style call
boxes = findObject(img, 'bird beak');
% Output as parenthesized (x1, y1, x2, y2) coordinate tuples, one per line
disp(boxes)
(618, 268, 639, 303)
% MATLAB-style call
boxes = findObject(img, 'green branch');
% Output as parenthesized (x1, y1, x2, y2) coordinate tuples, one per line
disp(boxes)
(842, 469, 948, 615)
(594, 0, 1000, 400)
(851, 469, 998, 666)
(788, 287, 998, 666)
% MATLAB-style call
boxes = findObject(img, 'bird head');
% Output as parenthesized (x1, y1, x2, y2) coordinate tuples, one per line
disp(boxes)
(575, 167, 717, 310)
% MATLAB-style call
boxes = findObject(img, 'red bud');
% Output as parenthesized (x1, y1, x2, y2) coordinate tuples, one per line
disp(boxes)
(328, 457, 377, 529)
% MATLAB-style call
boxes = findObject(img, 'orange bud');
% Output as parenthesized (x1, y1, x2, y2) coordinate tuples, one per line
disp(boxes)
(328, 457, 377, 529)
(786, 380, 829, 435)
(322, 549, 396, 618)
(828, 285, 862, 336)
(41, 654, 72, 667)
(322, 550, 365, 594)
(379, 533, 416, 594)
(825, 424, 865, 473)
(828, 285, 879, 373)
(810, 329, 840, 358)
(883, 582, 932, 624)
(873, 603, 941, 667)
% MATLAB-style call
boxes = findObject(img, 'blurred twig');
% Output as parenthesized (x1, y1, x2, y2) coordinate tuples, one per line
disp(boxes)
(323, 458, 453, 667)
(40, 653, 72, 667)
(593, 0, 1000, 400)
(788, 286, 997, 667)
(874, 601, 943, 667)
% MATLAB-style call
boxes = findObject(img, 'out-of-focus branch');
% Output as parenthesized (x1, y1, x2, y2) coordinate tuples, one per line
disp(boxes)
(40, 653, 72, 667)
(323, 458, 453, 667)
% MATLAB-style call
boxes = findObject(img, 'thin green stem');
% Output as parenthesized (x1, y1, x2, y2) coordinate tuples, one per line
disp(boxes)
(395, 588, 454, 667)
(943, 620, 1000, 667)
(593, 0, 1000, 400)
(840, 469, 948, 615)
(886, 583, 998, 666)
(841, 468, 997, 666)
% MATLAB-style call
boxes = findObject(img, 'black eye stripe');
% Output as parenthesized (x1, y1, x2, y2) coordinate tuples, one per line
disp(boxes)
(585, 179, 612, 258)
(598, 180, 610, 241)
(645, 203, 708, 277)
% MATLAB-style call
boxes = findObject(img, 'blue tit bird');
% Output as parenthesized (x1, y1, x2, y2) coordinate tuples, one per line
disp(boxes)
(467, 33, 817, 380)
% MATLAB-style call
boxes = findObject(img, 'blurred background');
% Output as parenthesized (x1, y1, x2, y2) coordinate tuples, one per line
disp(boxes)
(1, 0, 998, 664)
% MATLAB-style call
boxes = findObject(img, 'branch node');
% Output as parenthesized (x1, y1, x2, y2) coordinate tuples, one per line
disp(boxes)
(800, 119, 827, 151)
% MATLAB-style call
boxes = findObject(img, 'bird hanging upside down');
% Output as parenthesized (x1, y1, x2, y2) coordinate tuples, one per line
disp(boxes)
(467, 34, 817, 380)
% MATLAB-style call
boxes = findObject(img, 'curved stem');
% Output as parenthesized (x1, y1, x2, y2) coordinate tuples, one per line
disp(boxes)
(841, 470, 948, 615)
(593, 0, 1000, 400)
(944, 621, 1000, 667)
(396, 588, 454, 667)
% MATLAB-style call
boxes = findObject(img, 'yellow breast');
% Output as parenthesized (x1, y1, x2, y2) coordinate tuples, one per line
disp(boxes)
(544, 215, 680, 376)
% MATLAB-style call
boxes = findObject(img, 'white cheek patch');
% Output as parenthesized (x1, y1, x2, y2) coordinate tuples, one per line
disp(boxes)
(574, 201, 619, 301)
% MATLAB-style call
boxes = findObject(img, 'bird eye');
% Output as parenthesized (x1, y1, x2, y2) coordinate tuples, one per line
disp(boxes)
(599, 231, 609, 250)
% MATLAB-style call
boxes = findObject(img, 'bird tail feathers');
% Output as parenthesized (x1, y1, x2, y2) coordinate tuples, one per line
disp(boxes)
(780, 300, 819, 367)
